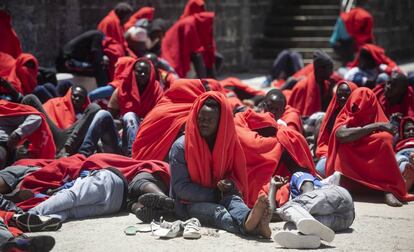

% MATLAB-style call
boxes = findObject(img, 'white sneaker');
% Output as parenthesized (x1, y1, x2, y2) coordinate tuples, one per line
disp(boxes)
(183, 218, 201, 239)
(274, 230, 321, 249)
(321, 171, 341, 186)
(297, 218, 335, 242)
(151, 218, 183, 238)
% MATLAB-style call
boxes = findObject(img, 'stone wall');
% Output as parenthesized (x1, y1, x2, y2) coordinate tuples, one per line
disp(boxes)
(1, 0, 271, 72)
(364, 0, 414, 62)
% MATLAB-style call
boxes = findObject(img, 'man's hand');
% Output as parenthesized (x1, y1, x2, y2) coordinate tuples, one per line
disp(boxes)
(7, 132, 21, 150)
(271, 175, 289, 189)
(217, 179, 235, 193)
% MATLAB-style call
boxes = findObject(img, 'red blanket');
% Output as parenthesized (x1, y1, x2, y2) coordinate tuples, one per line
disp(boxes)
(132, 79, 206, 160)
(0, 52, 38, 95)
(348, 44, 398, 74)
(43, 87, 90, 130)
(116, 57, 163, 117)
(17, 153, 170, 210)
(0, 100, 55, 159)
(281, 105, 303, 133)
(235, 109, 281, 207)
(287, 72, 329, 116)
(161, 12, 215, 77)
(98, 10, 126, 48)
(340, 7, 374, 49)
(102, 37, 125, 81)
(180, 0, 205, 19)
(0, 10, 22, 58)
(185, 91, 248, 200)
(373, 83, 414, 118)
(316, 81, 358, 158)
(124, 7, 155, 30)
(326, 88, 414, 201)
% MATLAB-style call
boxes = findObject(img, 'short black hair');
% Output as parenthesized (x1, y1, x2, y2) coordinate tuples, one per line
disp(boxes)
(72, 84, 87, 94)
(265, 89, 286, 106)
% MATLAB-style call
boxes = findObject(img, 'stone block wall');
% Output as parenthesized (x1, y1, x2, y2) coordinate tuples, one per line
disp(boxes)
(1, 0, 271, 72)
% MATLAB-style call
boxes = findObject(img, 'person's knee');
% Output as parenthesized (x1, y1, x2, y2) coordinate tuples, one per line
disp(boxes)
(122, 112, 139, 127)
(21, 94, 38, 105)
(94, 110, 113, 124)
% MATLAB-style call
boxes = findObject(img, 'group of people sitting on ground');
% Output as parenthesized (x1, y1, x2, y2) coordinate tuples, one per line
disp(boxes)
(0, 0, 414, 251)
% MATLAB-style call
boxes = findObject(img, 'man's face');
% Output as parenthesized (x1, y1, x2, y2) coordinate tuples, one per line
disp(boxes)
(135, 61, 151, 90)
(336, 83, 352, 108)
(403, 121, 414, 139)
(314, 64, 333, 84)
(384, 78, 407, 102)
(263, 94, 285, 120)
(197, 104, 220, 139)
(71, 87, 87, 112)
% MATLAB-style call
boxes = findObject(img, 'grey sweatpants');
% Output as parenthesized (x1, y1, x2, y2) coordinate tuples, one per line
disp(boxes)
(0, 165, 40, 190)
(29, 170, 124, 221)
(276, 185, 355, 232)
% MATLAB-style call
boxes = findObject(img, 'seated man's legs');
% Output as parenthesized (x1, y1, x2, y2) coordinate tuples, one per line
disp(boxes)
(29, 169, 124, 221)
(122, 112, 141, 156)
(63, 103, 101, 154)
(78, 110, 121, 156)
(186, 202, 239, 234)
(0, 165, 40, 194)
(88, 85, 115, 102)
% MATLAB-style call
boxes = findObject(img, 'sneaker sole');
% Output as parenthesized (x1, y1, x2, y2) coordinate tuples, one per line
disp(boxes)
(135, 207, 164, 223)
(29, 235, 56, 251)
(297, 219, 335, 242)
(138, 193, 174, 210)
(16, 213, 62, 232)
(274, 231, 321, 249)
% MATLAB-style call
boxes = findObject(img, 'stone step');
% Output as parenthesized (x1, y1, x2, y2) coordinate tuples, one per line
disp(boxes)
(257, 37, 331, 50)
(276, 0, 340, 5)
(270, 5, 339, 16)
(266, 15, 338, 27)
(264, 26, 334, 37)
(253, 47, 335, 60)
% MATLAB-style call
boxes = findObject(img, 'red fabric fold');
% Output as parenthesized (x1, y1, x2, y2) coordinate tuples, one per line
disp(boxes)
(116, 57, 163, 117)
(102, 37, 126, 81)
(340, 7, 374, 49)
(43, 87, 90, 130)
(124, 7, 155, 30)
(316, 81, 358, 158)
(185, 91, 248, 200)
(0, 52, 38, 95)
(98, 10, 127, 48)
(180, 0, 205, 19)
(235, 109, 281, 207)
(132, 79, 206, 160)
(0, 10, 22, 58)
(373, 83, 414, 118)
(161, 12, 215, 77)
(348, 44, 398, 74)
(326, 88, 414, 201)
(0, 100, 55, 159)
(281, 105, 303, 133)
(287, 72, 328, 116)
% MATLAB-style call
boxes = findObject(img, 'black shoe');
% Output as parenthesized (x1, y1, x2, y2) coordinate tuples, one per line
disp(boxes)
(135, 207, 166, 223)
(3, 235, 55, 252)
(15, 213, 62, 232)
(138, 193, 175, 210)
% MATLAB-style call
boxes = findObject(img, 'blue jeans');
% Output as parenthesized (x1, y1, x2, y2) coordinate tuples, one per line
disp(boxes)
(122, 112, 141, 156)
(396, 148, 414, 173)
(186, 195, 250, 234)
(316, 157, 327, 177)
(88, 85, 115, 101)
(78, 110, 121, 156)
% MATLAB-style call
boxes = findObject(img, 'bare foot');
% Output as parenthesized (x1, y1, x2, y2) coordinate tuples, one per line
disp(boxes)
(257, 197, 272, 238)
(384, 193, 403, 207)
(244, 195, 267, 234)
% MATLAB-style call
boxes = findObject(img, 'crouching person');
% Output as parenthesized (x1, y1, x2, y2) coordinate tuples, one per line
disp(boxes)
(169, 92, 271, 238)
